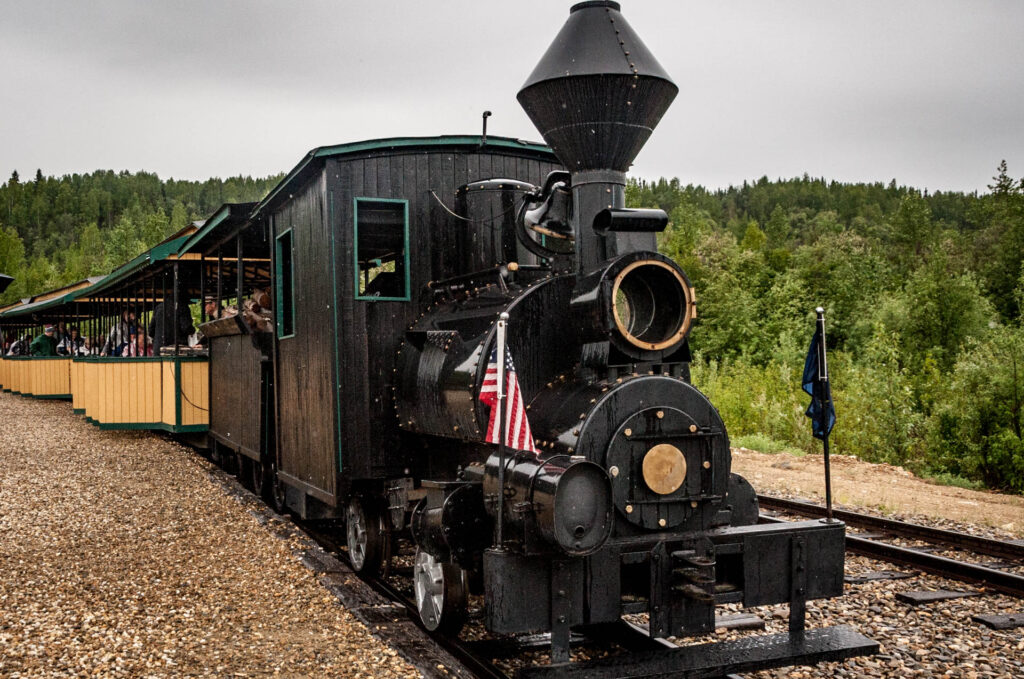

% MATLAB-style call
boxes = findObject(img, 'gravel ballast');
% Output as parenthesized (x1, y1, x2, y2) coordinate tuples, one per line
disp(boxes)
(0, 392, 419, 678)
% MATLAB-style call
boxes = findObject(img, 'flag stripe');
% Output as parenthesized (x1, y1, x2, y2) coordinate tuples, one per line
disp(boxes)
(479, 346, 538, 454)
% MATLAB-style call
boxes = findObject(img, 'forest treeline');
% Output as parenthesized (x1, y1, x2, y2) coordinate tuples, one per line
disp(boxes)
(0, 169, 283, 304)
(1, 163, 1022, 492)
(628, 161, 1024, 493)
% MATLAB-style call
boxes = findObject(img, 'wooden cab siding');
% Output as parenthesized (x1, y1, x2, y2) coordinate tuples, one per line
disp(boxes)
(265, 139, 561, 514)
(0, 357, 71, 398)
(71, 357, 209, 432)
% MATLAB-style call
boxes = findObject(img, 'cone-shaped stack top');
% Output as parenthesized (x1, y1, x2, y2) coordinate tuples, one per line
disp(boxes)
(517, 1, 677, 173)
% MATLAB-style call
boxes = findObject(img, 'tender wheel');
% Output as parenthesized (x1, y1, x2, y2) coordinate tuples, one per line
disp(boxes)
(251, 459, 269, 500)
(271, 472, 287, 514)
(413, 549, 468, 635)
(346, 496, 386, 574)
(221, 449, 239, 476)
(237, 455, 253, 491)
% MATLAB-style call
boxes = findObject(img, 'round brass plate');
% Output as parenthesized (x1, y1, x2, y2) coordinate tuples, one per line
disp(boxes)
(642, 444, 687, 495)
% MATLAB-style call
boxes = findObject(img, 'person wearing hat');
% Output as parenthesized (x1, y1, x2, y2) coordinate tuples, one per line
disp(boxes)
(30, 325, 59, 356)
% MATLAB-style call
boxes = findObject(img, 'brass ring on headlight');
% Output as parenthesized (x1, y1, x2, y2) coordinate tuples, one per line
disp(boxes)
(611, 259, 695, 351)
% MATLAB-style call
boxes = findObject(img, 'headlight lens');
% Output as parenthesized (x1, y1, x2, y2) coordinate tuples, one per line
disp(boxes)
(612, 259, 694, 351)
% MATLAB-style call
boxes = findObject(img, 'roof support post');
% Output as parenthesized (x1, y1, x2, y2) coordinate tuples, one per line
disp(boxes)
(173, 263, 180, 357)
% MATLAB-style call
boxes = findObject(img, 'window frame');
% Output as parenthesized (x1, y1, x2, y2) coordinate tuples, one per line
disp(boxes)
(275, 228, 296, 339)
(353, 197, 411, 302)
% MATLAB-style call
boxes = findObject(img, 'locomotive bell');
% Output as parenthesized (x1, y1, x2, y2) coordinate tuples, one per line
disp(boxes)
(518, 1, 678, 273)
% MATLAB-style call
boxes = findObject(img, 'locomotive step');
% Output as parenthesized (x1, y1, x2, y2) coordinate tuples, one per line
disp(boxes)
(517, 625, 879, 679)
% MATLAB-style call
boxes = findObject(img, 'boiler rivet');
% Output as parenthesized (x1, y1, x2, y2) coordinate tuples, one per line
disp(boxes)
(658, 518, 666, 527)
(626, 504, 633, 513)
(703, 461, 711, 469)
(610, 465, 619, 477)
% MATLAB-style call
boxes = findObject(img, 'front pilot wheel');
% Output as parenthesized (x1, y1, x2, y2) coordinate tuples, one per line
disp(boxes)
(413, 548, 467, 636)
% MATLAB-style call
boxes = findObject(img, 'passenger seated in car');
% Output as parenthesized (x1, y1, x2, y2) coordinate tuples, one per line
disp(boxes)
(101, 310, 135, 356)
(30, 325, 59, 356)
(57, 326, 86, 356)
(6, 334, 29, 356)
(125, 330, 153, 357)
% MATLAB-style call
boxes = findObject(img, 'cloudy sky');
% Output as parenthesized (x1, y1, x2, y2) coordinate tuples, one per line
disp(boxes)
(1, 1, 1021, 193)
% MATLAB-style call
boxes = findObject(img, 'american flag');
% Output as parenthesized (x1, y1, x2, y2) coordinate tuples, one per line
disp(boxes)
(479, 346, 539, 454)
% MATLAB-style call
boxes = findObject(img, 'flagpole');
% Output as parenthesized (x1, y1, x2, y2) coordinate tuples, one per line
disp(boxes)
(494, 311, 509, 548)
(816, 306, 834, 523)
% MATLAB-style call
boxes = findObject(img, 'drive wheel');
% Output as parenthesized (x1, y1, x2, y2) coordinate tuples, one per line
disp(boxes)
(413, 548, 468, 635)
(346, 496, 386, 575)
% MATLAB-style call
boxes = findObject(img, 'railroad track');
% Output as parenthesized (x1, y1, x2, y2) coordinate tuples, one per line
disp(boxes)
(303, 525, 742, 679)
(758, 495, 1024, 598)
(303, 525, 510, 679)
(216, 464, 758, 678)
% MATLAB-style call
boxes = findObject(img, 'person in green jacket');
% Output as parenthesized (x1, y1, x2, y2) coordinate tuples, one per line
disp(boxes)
(30, 325, 58, 356)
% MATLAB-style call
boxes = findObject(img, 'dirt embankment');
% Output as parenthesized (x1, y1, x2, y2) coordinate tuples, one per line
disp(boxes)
(732, 448, 1024, 538)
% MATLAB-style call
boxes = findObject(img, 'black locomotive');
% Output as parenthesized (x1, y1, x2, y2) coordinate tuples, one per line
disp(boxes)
(323, 2, 874, 674)
(0, 2, 878, 675)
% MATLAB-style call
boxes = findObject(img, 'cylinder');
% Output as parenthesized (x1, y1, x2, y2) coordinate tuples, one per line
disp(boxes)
(483, 452, 613, 555)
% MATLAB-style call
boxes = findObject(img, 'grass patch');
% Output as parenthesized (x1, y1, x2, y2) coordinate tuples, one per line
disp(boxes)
(733, 433, 807, 457)
(922, 470, 985, 491)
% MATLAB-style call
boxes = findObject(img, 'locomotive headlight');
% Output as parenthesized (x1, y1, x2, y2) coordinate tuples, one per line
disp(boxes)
(571, 252, 696, 361)
(612, 259, 695, 352)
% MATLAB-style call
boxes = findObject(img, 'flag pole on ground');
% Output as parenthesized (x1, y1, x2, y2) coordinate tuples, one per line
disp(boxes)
(802, 306, 837, 522)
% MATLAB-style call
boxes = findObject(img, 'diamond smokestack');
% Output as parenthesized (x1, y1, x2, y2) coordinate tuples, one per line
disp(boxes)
(516, 1, 678, 173)
(517, 1, 677, 273)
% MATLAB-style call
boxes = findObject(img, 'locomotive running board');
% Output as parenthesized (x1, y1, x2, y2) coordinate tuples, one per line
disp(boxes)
(516, 625, 878, 679)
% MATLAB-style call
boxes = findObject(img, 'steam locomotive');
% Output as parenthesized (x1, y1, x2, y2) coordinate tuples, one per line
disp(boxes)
(0, 2, 877, 675)
(318, 2, 875, 674)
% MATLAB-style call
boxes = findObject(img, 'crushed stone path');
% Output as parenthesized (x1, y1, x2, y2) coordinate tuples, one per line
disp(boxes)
(0, 392, 420, 678)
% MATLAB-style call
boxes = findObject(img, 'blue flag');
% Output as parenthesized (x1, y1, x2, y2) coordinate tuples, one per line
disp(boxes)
(802, 325, 836, 440)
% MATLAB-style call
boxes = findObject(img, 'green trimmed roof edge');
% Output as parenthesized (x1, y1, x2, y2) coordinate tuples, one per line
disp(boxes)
(252, 135, 554, 218)
(179, 204, 233, 255)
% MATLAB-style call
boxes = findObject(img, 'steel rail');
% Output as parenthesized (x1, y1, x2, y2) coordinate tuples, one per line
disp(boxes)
(758, 495, 1024, 562)
(304, 526, 509, 679)
(843, 533, 1024, 598)
(759, 514, 1024, 599)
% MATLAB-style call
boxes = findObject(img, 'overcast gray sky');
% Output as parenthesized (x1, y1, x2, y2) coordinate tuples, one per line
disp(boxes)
(1, 1, 1021, 193)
